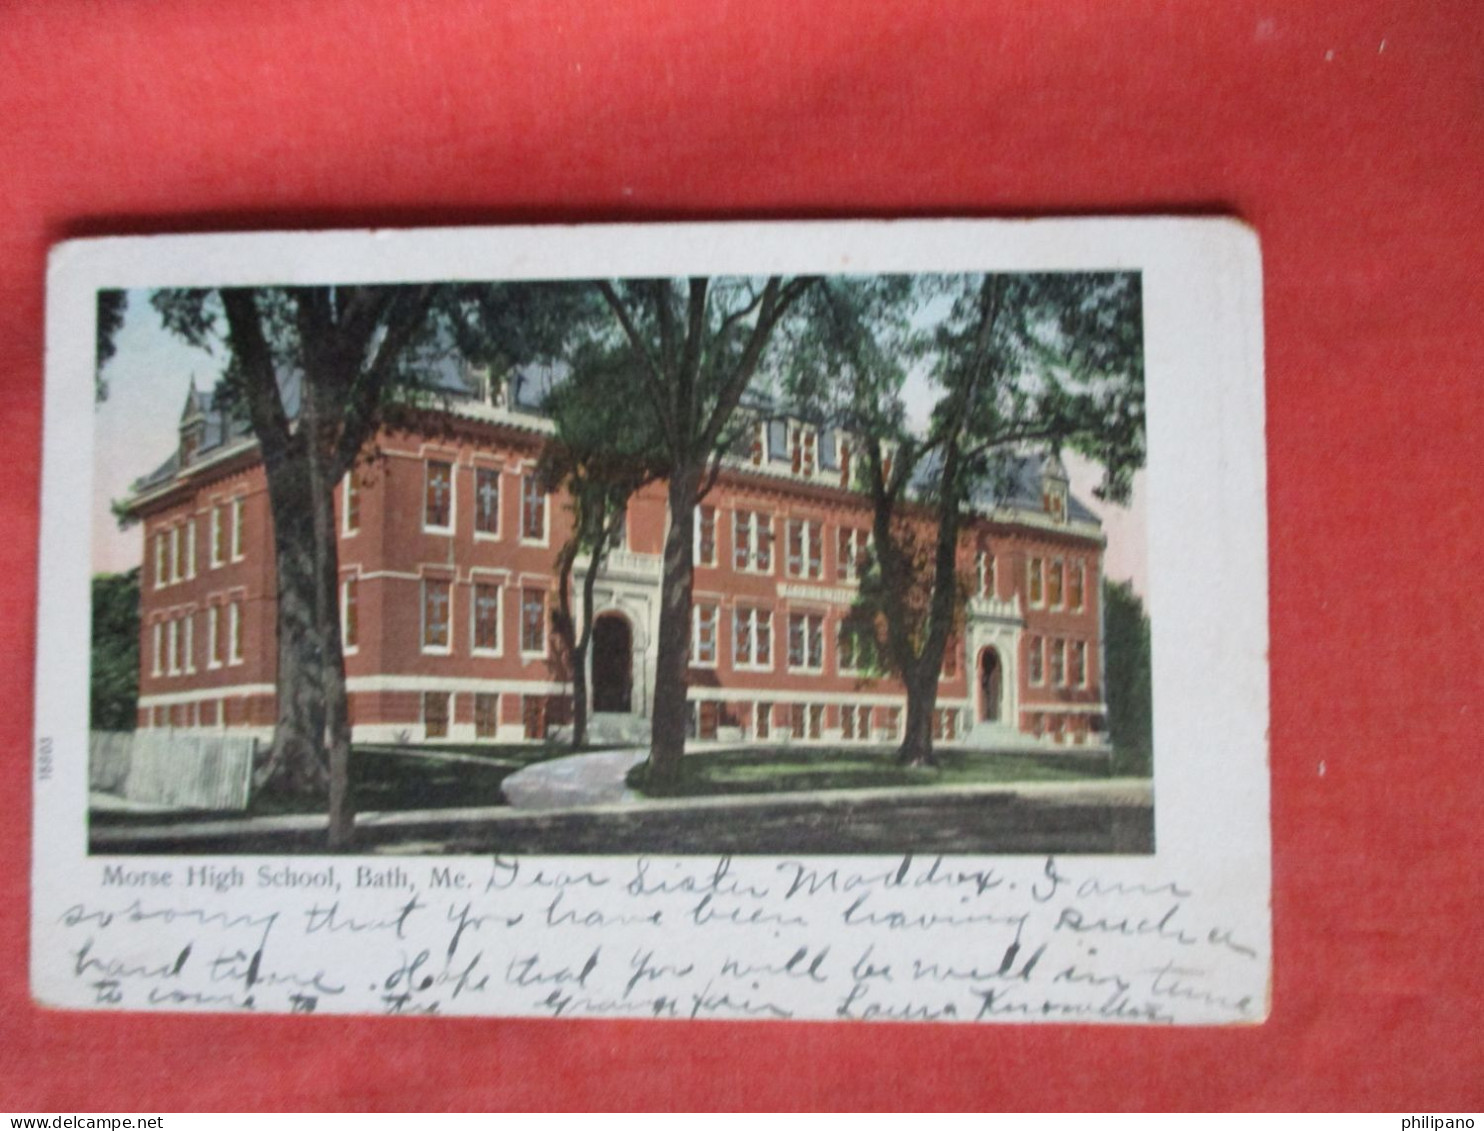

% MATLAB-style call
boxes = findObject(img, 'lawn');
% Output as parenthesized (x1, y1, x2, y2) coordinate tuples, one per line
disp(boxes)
(89, 742, 599, 825)
(628, 744, 1109, 799)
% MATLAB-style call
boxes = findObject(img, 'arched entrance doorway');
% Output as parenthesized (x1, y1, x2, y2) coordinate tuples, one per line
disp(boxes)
(592, 613, 633, 713)
(978, 647, 1003, 723)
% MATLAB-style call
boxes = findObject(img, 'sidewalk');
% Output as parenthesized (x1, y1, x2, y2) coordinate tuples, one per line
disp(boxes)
(499, 746, 648, 809)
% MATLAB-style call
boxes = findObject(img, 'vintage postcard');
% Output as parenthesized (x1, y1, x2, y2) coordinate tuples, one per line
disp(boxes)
(34, 218, 1269, 1022)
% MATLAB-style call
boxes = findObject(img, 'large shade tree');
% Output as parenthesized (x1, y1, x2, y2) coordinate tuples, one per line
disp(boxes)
(113, 283, 585, 844)
(590, 276, 816, 785)
(537, 349, 667, 749)
(795, 272, 1145, 765)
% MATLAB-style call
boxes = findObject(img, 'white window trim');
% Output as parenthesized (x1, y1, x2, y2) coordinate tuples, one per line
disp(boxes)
(209, 506, 223, 569)
(1071, 638, 1088, 689)
(166, 618, 180, 676)
(424, 461, 456, 536)
(1027, 635, 1044, 686)
(785, 518, 824, 581)
(154, 533, 167, 590)
(837, 527, 869, 583)
(185, 520, 196, 580)
(1050, 637, 1067, 687)
(519, 474, 549, 547)
(837, 624, 866, 676)
(733, 509, 774, 575)
(470, 581, 504, 657)
(230, 497, 245, 562)
(1069, 560, 1085, 612)
(341, 577, 360, 655)
(342, 472, 360, 538)
(206, 606, 221, 670)
(519, 588, 548, 658)
(182, 613, 195, 674)
(691, 603, 719, 669)
(1049, 557, 1065, 611)
(474, 691, 501, 738)
(168, 526, 181, 585)
(473, 466, 502, 541)
(151, 621, 163, 676)
(228, 601, 243, 666)
(732, 606, 773, 671)
(787, 612, 825, 675)
(421, 579, 454, 656)
(693, 505, 718, 568)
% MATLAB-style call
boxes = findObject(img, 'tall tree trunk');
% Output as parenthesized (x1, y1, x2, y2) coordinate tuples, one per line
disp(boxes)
(899, 662, 940, 766)
(572, 541, 605, 749)
(254, 455, 330, 798)
(645, 467, 700, 786)
(309, 449, 353, 849)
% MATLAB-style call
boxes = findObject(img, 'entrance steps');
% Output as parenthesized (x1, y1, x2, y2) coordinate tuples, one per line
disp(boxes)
(586, 712, 652, 746)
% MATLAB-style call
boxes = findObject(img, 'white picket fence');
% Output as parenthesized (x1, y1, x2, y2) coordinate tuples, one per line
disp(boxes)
(89, 730, 256, 810)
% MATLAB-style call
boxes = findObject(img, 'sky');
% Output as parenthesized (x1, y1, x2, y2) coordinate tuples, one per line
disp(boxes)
(92, 289, 1147, 597)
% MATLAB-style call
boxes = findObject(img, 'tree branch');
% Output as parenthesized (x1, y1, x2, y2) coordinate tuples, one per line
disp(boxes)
(597, 280, 676, 450)
(219, 288, 293, 468)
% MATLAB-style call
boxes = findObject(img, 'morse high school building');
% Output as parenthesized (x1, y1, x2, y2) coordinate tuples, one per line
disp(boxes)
(124, 373, 1109, 751)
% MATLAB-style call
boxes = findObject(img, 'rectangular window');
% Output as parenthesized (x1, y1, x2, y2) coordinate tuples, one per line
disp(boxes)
(422, 579, 452, 652)
(230, 497, 245, 562)
(343, 473, 361, 535)
(732, 607, 772, 668)
(788, 613, 825, 671)
(842, 704, 855, 740)
(698, 700, 719, 740)
(695, 505, 717, 567)
(425, 461, 453, 531)
(475, 468, 500, 536)
(520, 587, 546, 654)
(229, 600, 243, 665)
(151, 621, 163, 676)
(185, 520, 196, 579)
(182, 614, 195, 674)
(1050, 638, 1066, 686)
(210, 506, 223, 568)
(856, 705, 872, 741)
(423, 692, 450, 739)
(1049, 560, 1064, 608)
(473, 582, 502, 653)
(154, 532, 167, 589)
(786, 519, 823, 579)
(733, 509, 773, 573)
(207, 605, 222, 668)
(342, 577, 359, 650)
(692, 603, 718, 666)
(169, 526, 181, 584)
(808, 703, 824, 739)
(167, 618, 180, 675)
(474, 692, 500, 738)
(1028, 557, 1043, 605)
(790, 704, 806, 739)
(977, 551, 995, 598)
(521, 475, 546, 541)
(756, 702, 772, 740)
(882, 706, 901, 742)
(1028, 634, 1044, 685)
(838, 625, 876, 674)
(837, 527, 869, 582)
(1069, 562, 1084, 611)
(1070, 639, 1086, 687)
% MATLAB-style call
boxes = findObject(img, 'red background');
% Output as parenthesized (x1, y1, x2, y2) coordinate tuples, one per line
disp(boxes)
(2, 0, 1480, 1112)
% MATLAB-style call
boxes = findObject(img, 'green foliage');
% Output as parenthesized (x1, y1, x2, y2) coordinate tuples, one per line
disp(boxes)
(94, 290, 127, 402)
(90, 569, 140, 731)
(1103, 578, 1153, 775)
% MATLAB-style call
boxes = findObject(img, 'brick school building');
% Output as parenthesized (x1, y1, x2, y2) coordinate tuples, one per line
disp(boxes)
(123, 377, 1109, 751)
